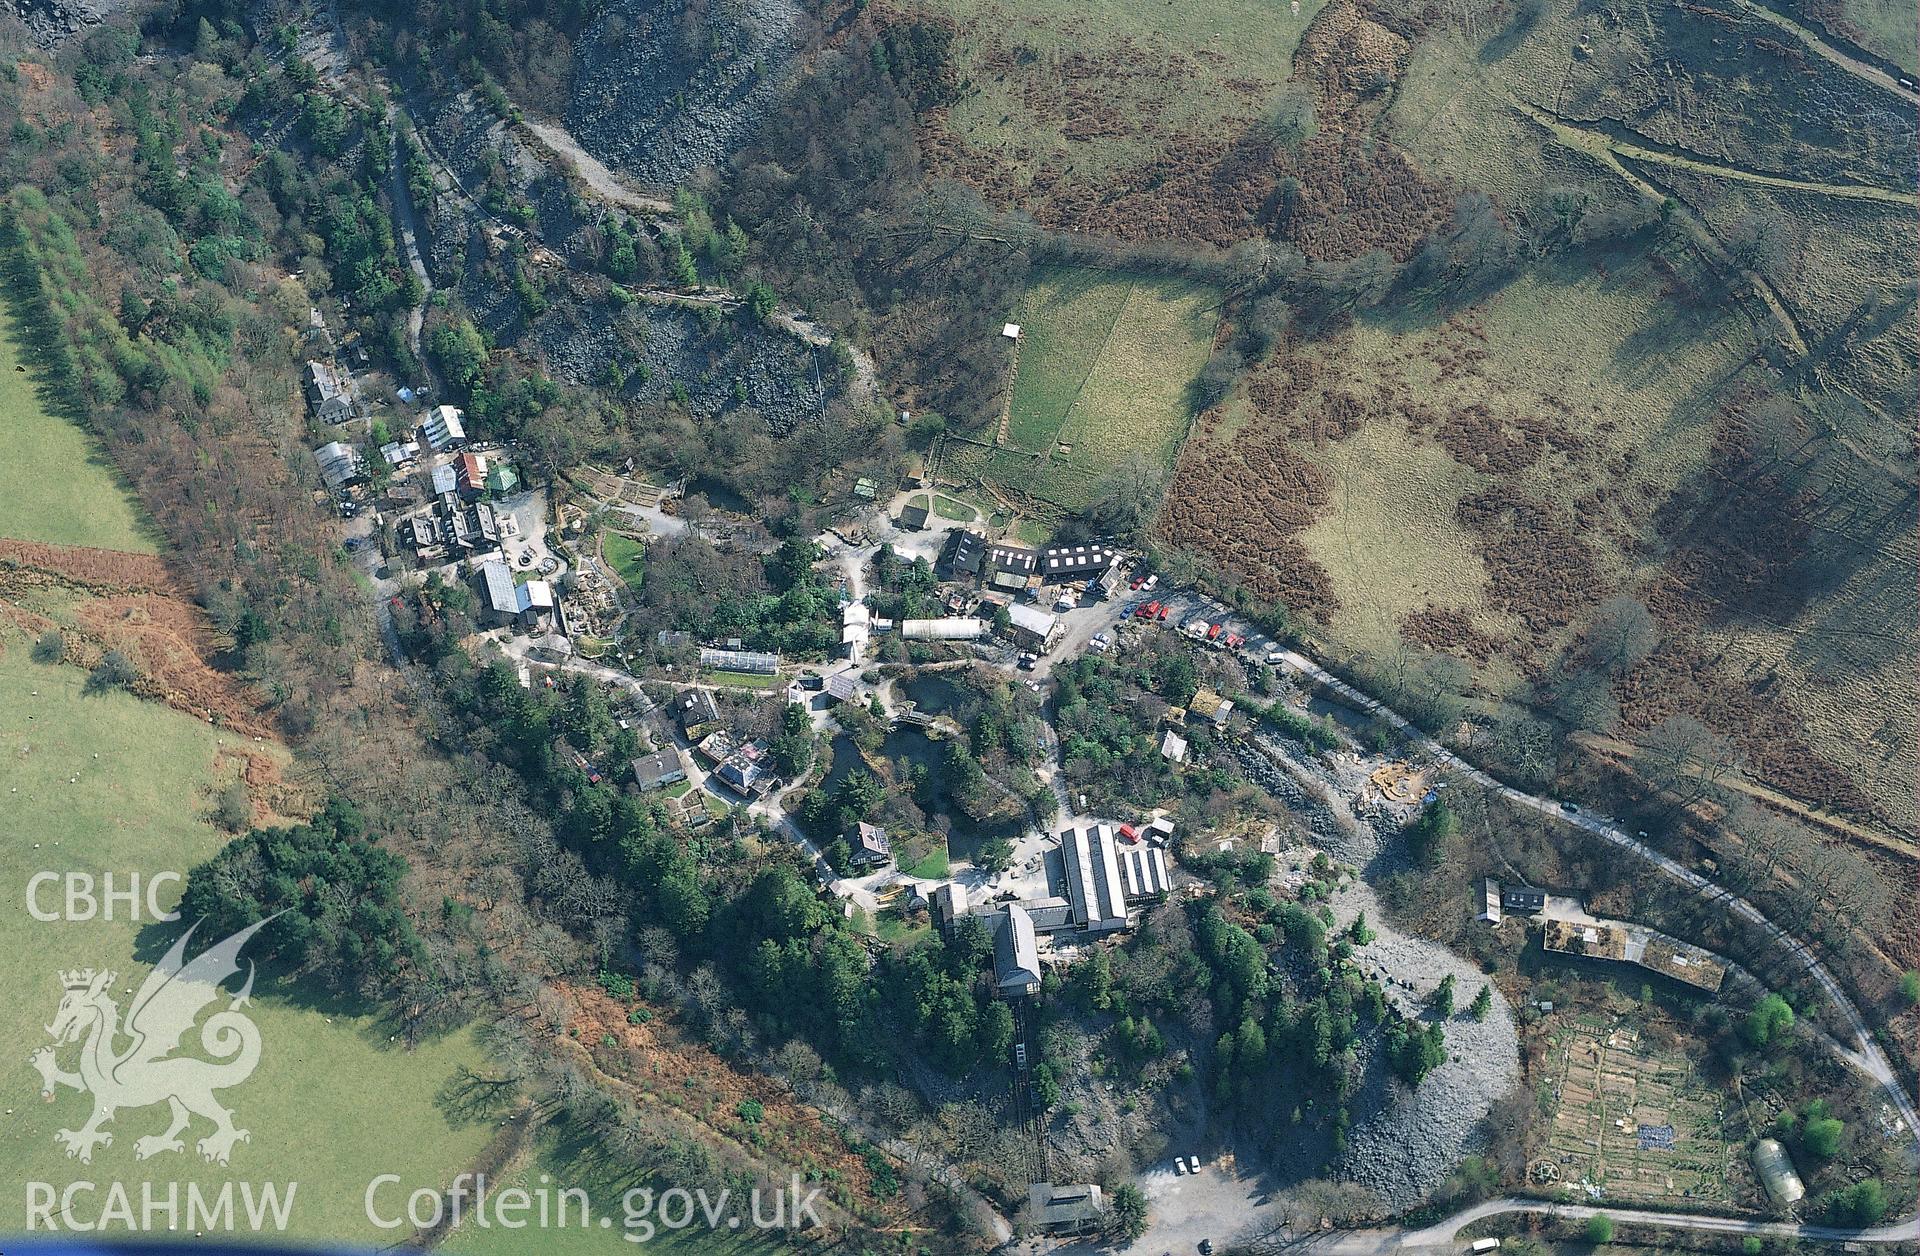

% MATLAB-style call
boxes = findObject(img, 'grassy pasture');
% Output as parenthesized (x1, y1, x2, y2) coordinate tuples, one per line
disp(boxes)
(990, 269, 1216, 512)
(0, 642, 497, 1239)
(1835, 0, 1919, 73)
(602, 531, 646, 594)
(887, 0, 1327, 200)
(1003, 270, 1132, 452)
(1183, 243, 1752, 693)
(0, 290, 156, 553)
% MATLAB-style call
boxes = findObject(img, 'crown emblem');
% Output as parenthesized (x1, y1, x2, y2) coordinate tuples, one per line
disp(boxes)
(60, 968, 101, 990)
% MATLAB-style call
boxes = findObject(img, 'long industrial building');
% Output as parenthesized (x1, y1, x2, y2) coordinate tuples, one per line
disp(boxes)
(1060, 823, 1130, 933)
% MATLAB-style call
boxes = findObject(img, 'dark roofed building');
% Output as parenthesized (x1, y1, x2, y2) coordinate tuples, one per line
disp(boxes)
(986, 542, 1038, 577)
(631, 748, 688, 792)
(899, 501, 930, 530)
(1026, 1183, 1104, 1235)
(846, 821, 894, 869)
(1502, 885, 1549, 914)
(1039, 543, 1117, 580)
(675, 689, 720, 734)
(944, 530, 986, 577)
(303, 360, 353, 423)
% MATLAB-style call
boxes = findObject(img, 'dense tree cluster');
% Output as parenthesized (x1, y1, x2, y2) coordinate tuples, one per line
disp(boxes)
(178, 797, 424, 991)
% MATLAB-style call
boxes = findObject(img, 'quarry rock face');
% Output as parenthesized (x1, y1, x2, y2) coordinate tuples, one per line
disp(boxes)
(7, 0, 113, 46)
(564, 0, 803, 187)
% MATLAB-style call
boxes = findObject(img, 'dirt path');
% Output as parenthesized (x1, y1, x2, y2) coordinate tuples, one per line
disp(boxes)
(523, 118, 675, 215)
(1512, 100, 1915, 205)
(1570, 730, 1920, 863)
(1723, 0, 1918, 104)
(1510, 99, 1811, 356)
(388, 110, 434, 371)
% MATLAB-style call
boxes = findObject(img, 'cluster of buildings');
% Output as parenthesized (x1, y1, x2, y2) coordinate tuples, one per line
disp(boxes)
(1484, 880, 1727, 993)
(476, 558, 556, 632)
(837, 533, 1124, 661)
(693, 729, 777, 797)
(939, 532, 1120, 601)
(931, 821, 1173, 1000)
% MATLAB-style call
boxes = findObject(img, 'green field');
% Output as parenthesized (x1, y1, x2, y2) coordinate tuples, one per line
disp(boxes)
(1836, 0, 1919, 73)
(0, 290, 157, 552)
(0, 643, 497, 1239)
(900, 839, 951, 880)
(603, 531, 646, 593)
(988, 269, 1216, 512)
(444, 1125, 794, 1254)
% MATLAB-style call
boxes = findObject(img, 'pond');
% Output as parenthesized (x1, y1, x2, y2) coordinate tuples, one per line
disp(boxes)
(878, 727, 1024, 865)
(819, 734, 867, 800)
(814, 729, 1025, 866)
(900, 672, 966, 717)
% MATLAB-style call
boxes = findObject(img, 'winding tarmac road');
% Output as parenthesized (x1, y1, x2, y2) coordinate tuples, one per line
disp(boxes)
(1257, 645, 1920, 1244)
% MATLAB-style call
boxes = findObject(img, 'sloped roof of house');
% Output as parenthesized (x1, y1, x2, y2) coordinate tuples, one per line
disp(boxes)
(992, 903, 1041, 992)
(1006, 602, 1056, 638)
(631, 748, 687, 789)
(478, 559, 519, 615)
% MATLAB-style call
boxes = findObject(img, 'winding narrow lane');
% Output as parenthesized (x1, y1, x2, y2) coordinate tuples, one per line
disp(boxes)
(1263, 647, 1920, 1207)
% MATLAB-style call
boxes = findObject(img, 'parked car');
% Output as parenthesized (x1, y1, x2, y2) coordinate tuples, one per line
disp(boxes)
(1141, 574, 1159, 590)
(1135, 600, 1161, 619)
(1017, 651, 1038, 670)
(1156, 604, 1170, 621)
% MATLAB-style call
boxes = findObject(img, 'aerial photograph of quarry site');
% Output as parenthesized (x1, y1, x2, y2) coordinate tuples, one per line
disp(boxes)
(0, 0, 1915, 1251)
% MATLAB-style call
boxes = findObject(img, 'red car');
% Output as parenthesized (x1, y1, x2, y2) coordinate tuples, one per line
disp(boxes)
(1206, 622, 1223, 642)
(1136, 600, 1160, 619)
(1156, 604, 1170, 621)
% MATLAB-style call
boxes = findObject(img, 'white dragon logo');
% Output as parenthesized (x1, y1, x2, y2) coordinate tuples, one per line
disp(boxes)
(29, 917, 276, 1166)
